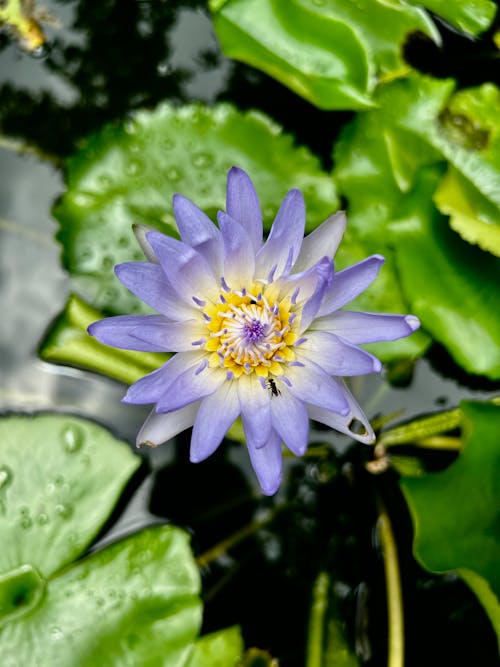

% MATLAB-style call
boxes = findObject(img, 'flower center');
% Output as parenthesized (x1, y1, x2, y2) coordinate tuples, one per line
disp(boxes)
(202, 285, 298, 377)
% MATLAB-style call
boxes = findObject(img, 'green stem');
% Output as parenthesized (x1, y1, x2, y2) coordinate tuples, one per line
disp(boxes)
(196, 507, 281, 569)
(306, 571, 330, 667)
(376, 497, 404, 667)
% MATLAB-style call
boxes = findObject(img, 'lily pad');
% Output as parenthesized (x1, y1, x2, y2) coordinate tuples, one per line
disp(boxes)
(334, 76, 500, 377)
(406, 0, 497, 36)
(434, 167, 500, 257)
(211, 0, 439, 110)
(0, 413, 140, 577)
(185, 626, 244, 667)
(0, 413, 208, 666)
(333, 109, 434, 361)
(54, 102, 337, 316)
(400, 401, 500, 646)
(379, 77, 500, 230)
(392, 169, 500, 379)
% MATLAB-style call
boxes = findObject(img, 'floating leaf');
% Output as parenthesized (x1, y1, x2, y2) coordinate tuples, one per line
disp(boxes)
(406, 0, 497, 36)
(333, 109, 434, 362)
(379, 77, 500, 234)
(211, 0, 439, 110)
(0, 413, 204, 665)
(400, 401, 500, 646)
(334, 75, 500, 377)
(185, 626, 244, 667)
(0, 525, 202, 666)
(392, 169, 500, 379)
(39, 293, 168, 384)
(434, 167, 500, 257)
(54, 103, 337, 316)
(0, 413, 140, 577)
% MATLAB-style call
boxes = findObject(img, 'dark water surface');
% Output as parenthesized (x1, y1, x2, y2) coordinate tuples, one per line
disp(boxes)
(1, 2, 499, 665)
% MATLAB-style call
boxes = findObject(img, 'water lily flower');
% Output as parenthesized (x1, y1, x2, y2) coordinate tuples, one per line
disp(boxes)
(89, 167, 419, 495)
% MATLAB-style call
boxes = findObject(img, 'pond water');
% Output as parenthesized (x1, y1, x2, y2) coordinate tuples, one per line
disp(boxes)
(1, 2, 498, 665)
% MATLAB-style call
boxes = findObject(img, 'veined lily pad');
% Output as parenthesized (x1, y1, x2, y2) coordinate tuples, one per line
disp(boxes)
(0, 413, 246, 665)
(54, 102, 337, 317)
(211, 0, 439, 110)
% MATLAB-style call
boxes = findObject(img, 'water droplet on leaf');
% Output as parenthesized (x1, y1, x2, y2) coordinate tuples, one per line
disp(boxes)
(166, 167, 181, 182)
(55, 503, 73, 520)
(0, 465, 12, 490)
(192, 152, 214, 169)
(61, 424, 84, 453)
(126, 160, 142, 176)
(37, 513, 49, 525)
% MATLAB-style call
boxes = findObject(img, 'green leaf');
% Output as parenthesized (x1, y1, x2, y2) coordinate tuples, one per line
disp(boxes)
(185, 627, 244, 667)
(0, 413, 140, 578)
(334, 75, 500, 377)
(0, 525, 202, 666)
(333, 109, 434, 362)
(392, 168, 500, 379)
(0, 413, 204, 665)
(434, 167, 500, 257)
(54, 102, 337, 316)
(379, 77, 500, 222)
(211, 0, 439, 110)
(400, 401, 500, 646)
(406, 0, 497, 36)
(39, 293, 168, 384)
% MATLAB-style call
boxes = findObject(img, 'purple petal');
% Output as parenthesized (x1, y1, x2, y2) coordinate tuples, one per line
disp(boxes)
(317, 255, 385, 316)
(136, 403, 200, 447)
(285, 360, 350, 415)
(271, 256, 333, 312)
(115, 262, 195, 320)
(173, 194, 223, 276)
(146, 232, 219, 302)
(293, 211, 346, 273)
(130, 318, 207, 352)
(226, 167, 263, 253)
(217, 211, 256, 287)
(256, 189, 305, 279)
(238, 373, 272, 448)
(270, 385, 309, 456)
(155, 364, 225, 413)
(247, 429, 282, 496)
(88, 314, 170, 352)
(123, 352, 205, 404)
(190, 382, 240, 462)
(297, 257, 334, 333)
(297, 332, 382, 376)
(308, 379, 375, 444)
(133, 224, 160, 263)
(312, 311, 420, 344)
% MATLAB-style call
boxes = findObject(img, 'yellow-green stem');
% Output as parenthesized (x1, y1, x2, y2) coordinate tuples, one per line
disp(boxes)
(376, 497, 404, 667)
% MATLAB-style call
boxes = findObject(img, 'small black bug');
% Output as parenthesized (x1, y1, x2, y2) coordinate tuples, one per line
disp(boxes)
(266, 378, 281, 397)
